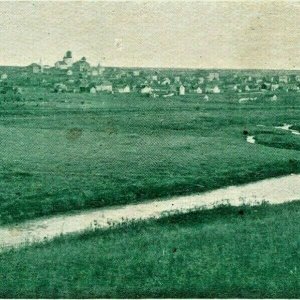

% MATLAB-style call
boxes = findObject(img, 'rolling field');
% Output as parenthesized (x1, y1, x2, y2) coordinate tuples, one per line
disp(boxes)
(0, 91, 299, 224)
(1, 201, 300, 298)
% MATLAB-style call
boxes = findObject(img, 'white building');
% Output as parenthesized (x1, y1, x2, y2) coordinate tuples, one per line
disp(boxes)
(179, 85, 185, 95)
(212, 86, 221, 93)
(118, 85, 131, 93)
(133, 70, 140, 76)
(96, 82, 113, 92)
(1, 73, 8, 80)
(55, 51, 73, 70)
(207, 72, 219, 81)
(90, 87, 97, 94)
(271, 95, 278, 101)
(141, 86, 153, 95)
(196, 87, 203, 94)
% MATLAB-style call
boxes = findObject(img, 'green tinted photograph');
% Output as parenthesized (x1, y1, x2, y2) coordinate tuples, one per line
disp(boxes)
(0, 0, 299, 298)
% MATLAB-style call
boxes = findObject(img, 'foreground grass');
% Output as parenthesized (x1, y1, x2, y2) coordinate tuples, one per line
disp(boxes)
(0, 92, 299, 224)
(1, 201, 300, 298)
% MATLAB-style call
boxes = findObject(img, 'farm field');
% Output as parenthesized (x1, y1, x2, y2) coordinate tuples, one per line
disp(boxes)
(1, 201, 300, 298)
(0, 91, 299, 225)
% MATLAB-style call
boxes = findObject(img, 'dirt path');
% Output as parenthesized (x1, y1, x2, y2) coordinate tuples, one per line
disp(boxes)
(0, 174, 299, 251)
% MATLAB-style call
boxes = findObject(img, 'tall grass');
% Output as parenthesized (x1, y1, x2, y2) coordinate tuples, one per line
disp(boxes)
(1, 201, 300, 298)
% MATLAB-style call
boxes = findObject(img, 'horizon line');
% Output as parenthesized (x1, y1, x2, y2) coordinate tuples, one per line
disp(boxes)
(1, 63, 300, 72)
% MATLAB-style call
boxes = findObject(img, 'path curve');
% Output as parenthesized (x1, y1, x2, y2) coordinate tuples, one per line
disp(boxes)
(0, 174, 299, 251)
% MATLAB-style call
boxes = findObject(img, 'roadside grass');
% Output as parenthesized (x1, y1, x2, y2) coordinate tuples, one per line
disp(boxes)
(0, 92, 299, 224)
(1, 201, 300, 298)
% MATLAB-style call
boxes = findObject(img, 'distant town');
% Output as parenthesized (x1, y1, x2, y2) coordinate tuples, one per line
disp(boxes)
(1, 50, 300, 102)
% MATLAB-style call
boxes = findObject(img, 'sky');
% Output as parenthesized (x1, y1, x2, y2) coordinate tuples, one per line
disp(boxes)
(0, 0, 300, 69)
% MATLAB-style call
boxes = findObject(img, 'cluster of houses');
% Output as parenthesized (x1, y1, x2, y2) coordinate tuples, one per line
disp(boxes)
(1, 51, 300, 100)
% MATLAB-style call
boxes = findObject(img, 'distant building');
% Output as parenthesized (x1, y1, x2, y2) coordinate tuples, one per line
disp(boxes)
(279, 75, 288, 84)
(67, 70, 73, 76)
(244, 85, 250, 92)
(1, 73, 8, 80)
(88, 64, 105, 77)
(95, 81, 113, 92)
(212, 85, 221, 93)
(90, 87, 97, 94)
(117, 85, 130, 93)
(27, 63, 42, 73)
(179, 85, 185, 95)
(207, 72, 219, 81)
(141, 86, 153, 95)
(55, 51, 73, 70)
(196, 87, 203, 94)
(270, 83, 279, 91)
(133, 70, 140, 76)
(206, 85, 221, 94)
(72, 57, 91, 72)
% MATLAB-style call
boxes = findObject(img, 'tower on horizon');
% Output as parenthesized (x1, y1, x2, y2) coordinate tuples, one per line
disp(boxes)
(63, 50, 73, 67)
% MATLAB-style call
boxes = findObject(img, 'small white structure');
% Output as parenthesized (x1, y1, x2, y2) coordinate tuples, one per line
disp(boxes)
(1, 73, 8, 80)
(204, 95, 209, 101)
(247, 136, 256, 144)
(179, 85, 185, 95)
(271, 94, 278, 101)
(279, 75, 288, 84)
(271, 84, 279, 91)
(118, 85, 130, 93)
(207, 72, 219, 81)
(244, 85, 250, 92)
(196, 87, 203, 94)
(96, 82, 113, 92)
(133, 70, 140, 76)
(212, 86, 221, 93)
(141, 86, 153, 95)
(152, 75, 158, 81)
(90, 87, 97, 94)
(67, 70, 73, 76)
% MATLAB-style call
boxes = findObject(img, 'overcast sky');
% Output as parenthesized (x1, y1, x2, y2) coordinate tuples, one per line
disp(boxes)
(0, 1, 300, 69)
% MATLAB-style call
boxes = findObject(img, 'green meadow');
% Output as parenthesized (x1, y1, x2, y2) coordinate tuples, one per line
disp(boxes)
(0, 91, 299, 224)
(1, 201, 300, 298)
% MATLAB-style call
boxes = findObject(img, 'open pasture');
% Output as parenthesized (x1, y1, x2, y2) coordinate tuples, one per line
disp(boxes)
(0, 91, 299, 224)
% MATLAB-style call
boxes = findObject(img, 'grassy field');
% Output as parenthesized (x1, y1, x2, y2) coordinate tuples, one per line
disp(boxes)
(0, 91, 299, 224)
(0, 201, 300, 298)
